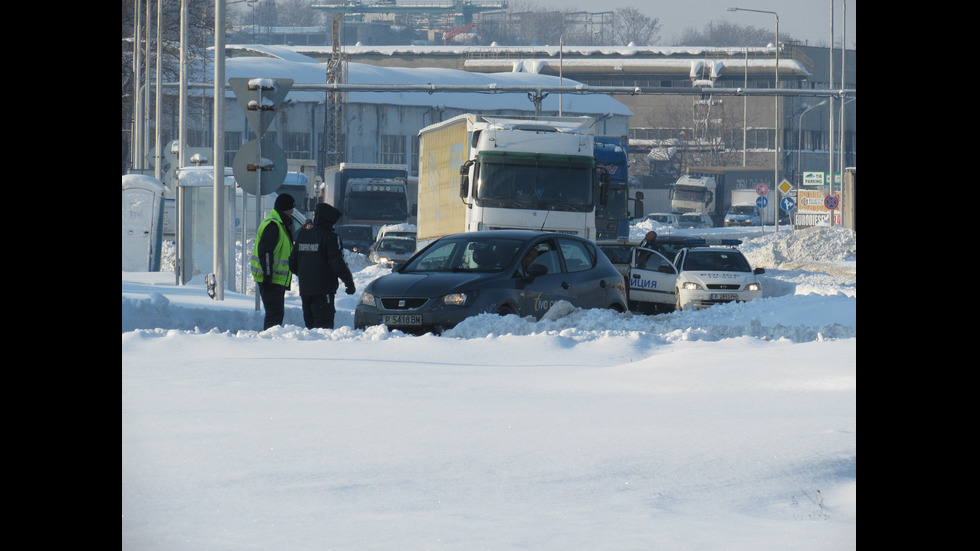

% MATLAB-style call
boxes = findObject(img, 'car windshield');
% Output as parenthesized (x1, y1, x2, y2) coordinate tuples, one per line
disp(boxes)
(729, 205, 756, 215)
(679, 214, 701, 223)
(649, 215, 671, 222)
(337, 226, 373, 241)
(683, 250, 751, 272)
(402, 237, 524, 273)
(376, 237, 415, 253)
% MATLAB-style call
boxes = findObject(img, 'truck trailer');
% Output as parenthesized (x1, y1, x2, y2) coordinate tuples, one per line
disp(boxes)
(320, 163, 410, 232)
(416, 114, 599, 247)
(669, 167, 773, 227)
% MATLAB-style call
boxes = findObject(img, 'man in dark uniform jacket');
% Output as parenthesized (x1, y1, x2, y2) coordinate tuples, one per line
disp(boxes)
(288, 203, 356, 329)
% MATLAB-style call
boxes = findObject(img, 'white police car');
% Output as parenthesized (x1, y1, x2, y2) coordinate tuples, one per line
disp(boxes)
(625, 238, 764, 312)
(672, 243, 764, 311)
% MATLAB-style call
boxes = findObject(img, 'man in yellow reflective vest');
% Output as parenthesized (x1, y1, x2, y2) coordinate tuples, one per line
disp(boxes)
(251, 193, 295, 329)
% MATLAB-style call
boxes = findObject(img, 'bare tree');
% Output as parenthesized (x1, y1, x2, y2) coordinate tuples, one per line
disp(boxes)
(610, 7, 660, 46)
(276, 0, 324, 27)
(676, 20, 794, 47)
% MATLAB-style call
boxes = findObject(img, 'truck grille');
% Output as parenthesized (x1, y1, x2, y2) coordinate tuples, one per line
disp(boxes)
(380, 297, 429, 310)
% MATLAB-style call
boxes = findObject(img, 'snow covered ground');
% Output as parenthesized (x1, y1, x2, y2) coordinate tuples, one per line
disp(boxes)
(122, 222, 856, 550)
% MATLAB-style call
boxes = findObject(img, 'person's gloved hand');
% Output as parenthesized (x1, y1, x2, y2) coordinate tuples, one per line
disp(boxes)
(345, 285, 355, 295)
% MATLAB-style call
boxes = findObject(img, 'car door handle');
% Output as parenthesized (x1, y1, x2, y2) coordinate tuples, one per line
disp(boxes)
(561, 281, 570, 289)
(599, 279, 607, 288)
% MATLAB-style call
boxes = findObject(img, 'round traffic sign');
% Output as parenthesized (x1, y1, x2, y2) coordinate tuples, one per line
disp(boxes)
(756, 182, 769, 196)
(780, 196, 796, 212)
(824, 195, 839, 210)
(756, 196, 768, 208)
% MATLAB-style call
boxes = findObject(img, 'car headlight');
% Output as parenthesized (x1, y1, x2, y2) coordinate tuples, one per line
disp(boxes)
(358, 292, 377, 307)
(681, 281, 702, 291)
(745, 282, 761, 291)
(442, 292, 469, 306)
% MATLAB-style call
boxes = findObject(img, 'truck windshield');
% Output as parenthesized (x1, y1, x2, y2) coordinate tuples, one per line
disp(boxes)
(475, 152, 594, 212)
(596, 185, 629, 221)
(673, 187, 706, 202)
(345, 180, 408, 221)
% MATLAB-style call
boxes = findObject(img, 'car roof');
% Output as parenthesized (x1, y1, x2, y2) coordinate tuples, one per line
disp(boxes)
(682, 246, 745, 253)
(441, 229, 584, 241)
(597, 239, 634, 246)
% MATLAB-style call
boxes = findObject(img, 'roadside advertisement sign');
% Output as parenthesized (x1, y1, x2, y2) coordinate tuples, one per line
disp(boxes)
(794, 189, 842, 228)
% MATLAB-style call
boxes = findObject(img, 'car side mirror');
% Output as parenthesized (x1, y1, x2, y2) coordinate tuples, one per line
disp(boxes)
(526, 264, 548, 278)
(754, 267, 765, 274)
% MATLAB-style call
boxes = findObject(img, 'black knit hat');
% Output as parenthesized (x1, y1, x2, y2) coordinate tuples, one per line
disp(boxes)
(274, 193, 295, 211)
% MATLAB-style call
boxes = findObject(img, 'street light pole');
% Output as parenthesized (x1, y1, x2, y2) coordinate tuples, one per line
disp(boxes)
(726, 7, 779, 231)
(797, 100, 827, 187)
(559, 34, 564, 116)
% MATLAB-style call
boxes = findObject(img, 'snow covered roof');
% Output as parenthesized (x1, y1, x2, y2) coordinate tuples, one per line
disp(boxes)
(222, 45, 632, 116)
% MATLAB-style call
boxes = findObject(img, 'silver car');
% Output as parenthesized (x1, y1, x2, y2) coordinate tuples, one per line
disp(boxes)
(368, 236, 417, 269)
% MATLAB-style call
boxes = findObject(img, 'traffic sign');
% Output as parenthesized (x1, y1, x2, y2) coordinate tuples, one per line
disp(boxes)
(778, 178, 793, 195)
(823, 195, 840, 210)
(756, 182, 769, 196)
(229, 78, 293, 136)
(233, 138, 287, 196)
(756, 196, 768, 209)
(780, 196, 796, 212)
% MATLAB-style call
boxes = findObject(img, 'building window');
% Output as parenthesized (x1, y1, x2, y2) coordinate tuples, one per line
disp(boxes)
(381, 134, 406, 165)
(411, 135, 419, 174)
(224, 132, 242, 168)
(283, 132, 311, 159)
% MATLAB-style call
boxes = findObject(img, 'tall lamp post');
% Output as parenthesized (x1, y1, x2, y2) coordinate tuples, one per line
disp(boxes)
(726, 7, 779, 231)
(797, 100, 827, 187)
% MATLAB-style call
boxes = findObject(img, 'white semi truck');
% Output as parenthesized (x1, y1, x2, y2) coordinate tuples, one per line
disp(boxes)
(416, 114, 600, 247)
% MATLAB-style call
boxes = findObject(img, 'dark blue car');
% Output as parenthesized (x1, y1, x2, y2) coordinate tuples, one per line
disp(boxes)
(354, 230, 628, 334)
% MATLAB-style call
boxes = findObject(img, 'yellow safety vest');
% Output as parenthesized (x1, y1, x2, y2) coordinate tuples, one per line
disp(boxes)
(251, 210, 293, 286)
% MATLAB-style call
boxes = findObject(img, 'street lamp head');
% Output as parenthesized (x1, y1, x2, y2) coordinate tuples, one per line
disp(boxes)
(726, 7, 738, 11)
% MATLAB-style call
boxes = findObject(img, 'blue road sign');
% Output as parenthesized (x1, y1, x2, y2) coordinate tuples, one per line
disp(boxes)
(780, 196, 796, 212)
(824, 195, 839, 210)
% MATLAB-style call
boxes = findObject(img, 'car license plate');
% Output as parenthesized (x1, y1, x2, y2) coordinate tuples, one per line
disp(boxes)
(710, 293, 738, 301)
(381, 314, 422, 326)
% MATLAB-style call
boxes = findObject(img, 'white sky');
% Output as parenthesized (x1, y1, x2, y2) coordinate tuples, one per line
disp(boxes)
(505, 0, 855, 47)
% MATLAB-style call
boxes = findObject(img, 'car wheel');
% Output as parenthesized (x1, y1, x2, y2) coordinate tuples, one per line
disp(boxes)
(675, 290, 683, 311)
(497, 304, 518, 316)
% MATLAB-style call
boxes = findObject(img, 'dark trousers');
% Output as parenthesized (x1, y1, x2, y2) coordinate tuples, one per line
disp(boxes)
(301, 294, 336, 329)
(258, 282, 287, 330)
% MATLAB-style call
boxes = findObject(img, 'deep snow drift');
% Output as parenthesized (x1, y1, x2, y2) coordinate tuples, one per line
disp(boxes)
(122, 223, 856, 550)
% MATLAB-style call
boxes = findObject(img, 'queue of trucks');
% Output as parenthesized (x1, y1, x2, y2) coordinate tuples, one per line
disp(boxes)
(304, 120, 793, 253)
(669, 167, 775, 228)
